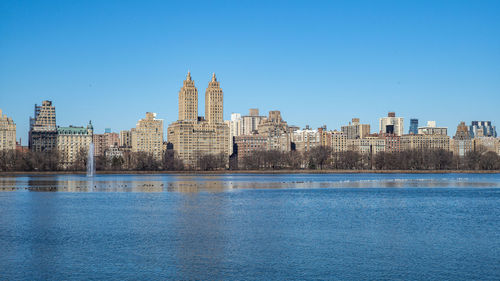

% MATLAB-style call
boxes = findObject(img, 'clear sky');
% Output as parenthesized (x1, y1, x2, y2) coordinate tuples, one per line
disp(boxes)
(1, 0, 499, 144)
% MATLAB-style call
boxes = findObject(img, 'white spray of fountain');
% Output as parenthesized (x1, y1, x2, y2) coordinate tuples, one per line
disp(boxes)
(87, 121, 95, 177)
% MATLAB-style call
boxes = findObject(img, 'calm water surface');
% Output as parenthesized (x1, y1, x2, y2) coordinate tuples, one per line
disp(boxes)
(0, 173, 499, 280)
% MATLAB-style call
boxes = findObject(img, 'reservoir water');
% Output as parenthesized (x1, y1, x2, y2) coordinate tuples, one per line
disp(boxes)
(0, 173, 499, 280)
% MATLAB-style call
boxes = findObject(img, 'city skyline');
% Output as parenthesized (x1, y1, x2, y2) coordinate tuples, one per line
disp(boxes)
(1, 71, 499, 145)
(1, 0, 499, 144)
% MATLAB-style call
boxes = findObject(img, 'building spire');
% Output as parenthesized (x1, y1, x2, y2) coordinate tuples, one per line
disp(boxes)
(211, 72, 217, 82)
(186, 70, 191, 81)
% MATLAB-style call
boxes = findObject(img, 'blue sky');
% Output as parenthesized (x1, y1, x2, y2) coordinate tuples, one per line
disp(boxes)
(1, 0, 499, 144)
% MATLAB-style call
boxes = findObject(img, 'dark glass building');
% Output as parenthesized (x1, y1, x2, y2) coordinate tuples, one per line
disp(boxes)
(409, 118, 418, 134)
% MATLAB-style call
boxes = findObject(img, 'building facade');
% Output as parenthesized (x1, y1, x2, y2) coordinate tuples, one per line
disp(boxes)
(167, 72, 230, 168)
(93, 132, 119, 157)
(29, 100, 57, 152)
(0, 109, 16, 151)
(400, 134, 450, 151)
(234, 134, 268, 161)
(241, 109, 266, 135)
(119, 130, 132, 147)
(418, 121, 448, 135)
(379, 112, 404, 136)
(409, 118, 418, 134)
(452, 122, 473, 157)
(131, 112, 164, 160)
(292, 127, 320, 153)
(341, 118, 370, 139)
(56, 122, 93, 168)
(470, 121, 497, 138)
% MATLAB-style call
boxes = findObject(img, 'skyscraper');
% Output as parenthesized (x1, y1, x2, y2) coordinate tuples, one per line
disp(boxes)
(29, 100, 57, 152)
(168, 72, 230, 168)
(205, 73, 223, 124)
(178, 71, 198, 121)
(379, 112, 404, 136)
(409, 118, 418, 134)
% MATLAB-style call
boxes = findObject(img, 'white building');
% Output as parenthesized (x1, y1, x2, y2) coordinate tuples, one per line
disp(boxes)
(418, 121, 448, 135)
(292, 126, 320, 152)
(379, 112, 404, 136)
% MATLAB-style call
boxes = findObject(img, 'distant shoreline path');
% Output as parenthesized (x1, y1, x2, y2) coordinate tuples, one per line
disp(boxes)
(0, 170, 498, 176)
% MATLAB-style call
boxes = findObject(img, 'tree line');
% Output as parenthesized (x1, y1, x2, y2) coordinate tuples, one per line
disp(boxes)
(0, 146, 499, 172)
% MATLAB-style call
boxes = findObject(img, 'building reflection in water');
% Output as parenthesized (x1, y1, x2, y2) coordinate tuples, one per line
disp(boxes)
(166, 176, 235, 193)
(171, 190, 228, 279)
(23, 176, 165, 192)
(1, 175, 498, 193)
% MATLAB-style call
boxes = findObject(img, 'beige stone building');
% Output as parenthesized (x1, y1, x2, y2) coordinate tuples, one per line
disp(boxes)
(348, 136, 386, 155)
(131, 112, 164, 160)
(400, 134, 450, 151)
(178, 71, 198, 122)
(57, 123, 93, 168)
(341, 118, 370, 139)
(29, 100, 57, 152)
(0, 109, 16, 151)
(167, 72, 230, 168)
(119, 130, 132, 147)
(473, 137, 499, 154)
(205, 73, 223, 124)
(292, 127, 320, 153)
(452, 121, 473, 157)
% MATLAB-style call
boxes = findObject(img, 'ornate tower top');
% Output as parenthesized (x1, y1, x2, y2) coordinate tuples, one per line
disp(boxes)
(205, 73, 223, 124)
(179, 71, 198, 121)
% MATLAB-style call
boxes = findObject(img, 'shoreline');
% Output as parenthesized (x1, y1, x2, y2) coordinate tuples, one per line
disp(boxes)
(0, 169, 499, 176)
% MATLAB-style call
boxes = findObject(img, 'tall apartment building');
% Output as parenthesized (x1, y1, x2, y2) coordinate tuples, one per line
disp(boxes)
(292, 126, 320, 153)
(226, 113, 242, 155)
(57, 122, 93, 168)
(131, 112, 164, 160)
(385, 134, 401, 153)
(469, 121, 497, 138)
(167, 72, 230, 168)
(258, 111, 288, 136)
(242, 109, 266, 135)
(93, 132, 119, 157)
(234, 134, 268, 161)
(409, 119, 418, 134)
(473, 137, 499, 154)
(348, 136, 386, 155)
(341, 118, 370, 139)
(256, 110, 291, 151)
(29, 100, 57, 152)
(452, 121, 473, 157)
(331, 131, 348, 153)
(0, 109, 16, 151)
(400, 134, 450, 151)
(205, 73, 223, 124)
(379, 112, 404, 136)
(119, 130, 132, 147)
(178, 71, 198, 121)
(418, 121, 448, 135)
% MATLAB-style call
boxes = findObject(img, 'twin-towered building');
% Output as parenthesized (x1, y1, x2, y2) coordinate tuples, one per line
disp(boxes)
(2, 75, 499, 170)
(167, 72, 230, 168)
